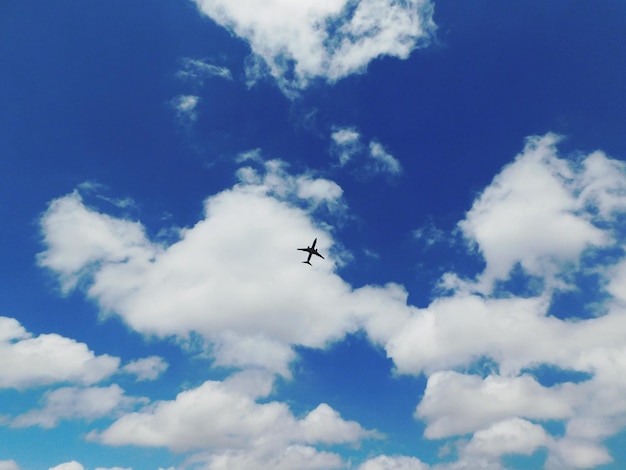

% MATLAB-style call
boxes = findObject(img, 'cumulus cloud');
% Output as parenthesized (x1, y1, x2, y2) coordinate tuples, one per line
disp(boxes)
(191, 0, 436, 93)
(458, 133, 613, 292)
(0, 461, 20, 470)
(547, 438, 612, 469)
(95, 468, 131, 470)
(0, 316, 119, 389)
(37, 192, 156, 293)
(377, 134, 626, 468)
(189, 445, 344, 470)
(358, 455, 430, 470)
(12, 385, 145, 428)
(462, 418, 551, 458)
(90, 370, 375, 467)
(38, 160, 408, 376)
(122, 356, 168, 381)
(37, 134, 626, 468)
(416, 372, 576, 439)
(48, 463, 84, 470)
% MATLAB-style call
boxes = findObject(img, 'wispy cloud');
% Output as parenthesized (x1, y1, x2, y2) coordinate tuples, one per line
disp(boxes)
(331, 126, 402, 177)
(177, 57, 233, 85)
(368, 140, 402, 176)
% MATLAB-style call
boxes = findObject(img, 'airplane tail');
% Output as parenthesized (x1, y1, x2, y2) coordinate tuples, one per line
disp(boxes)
(302, 261, 312, 266)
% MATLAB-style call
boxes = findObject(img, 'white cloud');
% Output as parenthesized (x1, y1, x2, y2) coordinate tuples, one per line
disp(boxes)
(122, 356, 168, 381)
(462, 418, 551, 458)
(12, 385, 145, 428)
(358, 455, 430, 470)
(0, 461, 20, 470)
(90, 371, 375, 466)
(94, 468, 131, 470)
(37, 134, 626, 468)
(296, 177, 344, 208)
(37, 191, 156, 293)
(369, 141, 402, 175)
(38, 162, 408, 376)
(177, 58, 233, 84)
(172, 94, 200, 123)
(415, 372, 575, 439)
(379, 134, 626, 467)
(300, 403, 379, 444)
(191, 445, 345, 470)
(48, 463, 84, 470)
(331, 127, 402, 177)
(458, 133, 612, 292)
(191, 0, 436, 93)
(331, 127, 361, 165)
(547, 438, 612, 469)
(331, 127, 360, 146)
(0, 316, 119, 389)
(211, 331, 296, 378)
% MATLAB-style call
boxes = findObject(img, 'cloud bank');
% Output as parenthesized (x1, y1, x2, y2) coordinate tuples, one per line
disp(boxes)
(37, 134, 626, 468)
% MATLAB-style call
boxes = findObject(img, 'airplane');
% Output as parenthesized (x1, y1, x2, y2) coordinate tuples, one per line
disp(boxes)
(297, 238, 324, 265)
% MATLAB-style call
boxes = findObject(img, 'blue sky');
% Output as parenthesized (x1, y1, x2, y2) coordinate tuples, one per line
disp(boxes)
(2, 1, 626, 469)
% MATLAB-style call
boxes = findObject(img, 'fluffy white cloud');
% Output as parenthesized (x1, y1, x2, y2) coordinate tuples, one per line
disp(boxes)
(38, 160, 407, 376)
(37, 191, 156, 293)
(94, 468, 131, 470)
(49, 463, 130, 470)
(547, 438, 612, 469)
(192, 445, 344, 470)
(48, 463, 84, 470)
(192, 0, 436, 92)
(416, 372, 575, 439)
(0, 461, 20, 470)
(0, 316, 119, 389)
(462, 418, 551, 458)
(458, 133, 613, 291)
(12, 385, 144, 428)
(90, 370, 375, 467)
(37, 134, 626, 468)
(382, 134, 626, 467)
(358, 455, 430, 470)
(211, 331, 296, 378)
(386, 292, 626, 377)
(122, 356, 168, 381)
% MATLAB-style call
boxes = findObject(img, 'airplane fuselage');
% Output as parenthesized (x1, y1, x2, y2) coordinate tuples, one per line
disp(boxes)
(297, 238, 324, 265)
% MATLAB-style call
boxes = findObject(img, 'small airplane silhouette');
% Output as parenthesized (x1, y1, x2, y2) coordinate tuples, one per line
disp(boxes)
(297, 238, 325, 265)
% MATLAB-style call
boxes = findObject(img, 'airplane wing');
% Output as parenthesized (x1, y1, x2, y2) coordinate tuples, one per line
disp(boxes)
(297, 248, 308, 252)
(314, 252, 324, 259)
